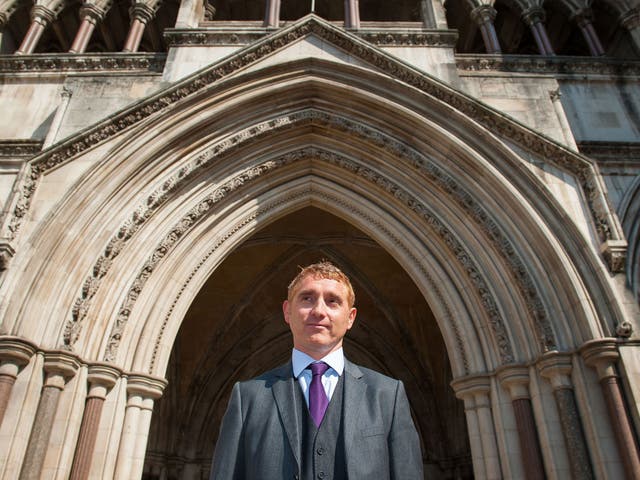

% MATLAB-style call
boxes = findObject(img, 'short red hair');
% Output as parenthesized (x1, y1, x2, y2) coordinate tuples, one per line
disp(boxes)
(287, 261, 355, 308)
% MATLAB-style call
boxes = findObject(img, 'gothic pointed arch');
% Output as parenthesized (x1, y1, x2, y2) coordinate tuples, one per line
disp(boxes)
(0, 41, 624, 380)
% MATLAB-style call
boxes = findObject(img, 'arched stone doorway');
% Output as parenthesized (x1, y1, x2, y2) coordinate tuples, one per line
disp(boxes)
(142, 207, 471, 479)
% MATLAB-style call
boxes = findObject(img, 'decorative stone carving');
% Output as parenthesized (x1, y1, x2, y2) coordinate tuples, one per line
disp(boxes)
(164, 28, 267, 46)
(58, 109, 555, 365)
(0, 53, 167, 73)
(455, 54, 640, 77)
(0, 140, 43, 157)
(356, 30, 458, 47)
(150, 186, 469, 374)
(95, 144, 518, 364)
(2, 16, 623, 263)
(601, 239, 627, 278)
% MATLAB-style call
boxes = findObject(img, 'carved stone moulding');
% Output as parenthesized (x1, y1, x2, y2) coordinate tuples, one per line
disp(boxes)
(355, 29, 457, 47)
(578, 141, 640, 163)
(0, 241, 16, 271)
(163, 25, 457, 48)
(1, 17, 624, 268)
(0, 53, 167, 74)
(0, 140, 43, 158)
(164, 28, 268, 46)
(456, 54, 640, 78)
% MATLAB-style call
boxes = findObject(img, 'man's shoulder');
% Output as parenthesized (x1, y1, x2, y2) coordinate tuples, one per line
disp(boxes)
(345, 360, 401, 389)
(235, 362, 291, 389)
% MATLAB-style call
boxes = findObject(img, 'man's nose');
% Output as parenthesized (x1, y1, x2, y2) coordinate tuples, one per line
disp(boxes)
(310, 299, 327, 316)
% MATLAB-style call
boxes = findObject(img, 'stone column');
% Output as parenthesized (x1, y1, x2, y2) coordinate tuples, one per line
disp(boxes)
(581, 339, 640, 480)
(620, 7, 640, 56)
(122, 0, 160, 52)
(470, 5, 501, 54)
(573, 9, 605, 56)
(69, 0, 112, 53)
(419, 0, 448, 29)
(344, 0, 359, 29)
(538, 352, 594, 480)
(0, 0, 20, 52)
(114, 373, 167, 480)
(522, 7, 554, 55)
(18, 351, 81, 480)
(16, 0, 64, 54)
(264, 0, 280, 27)
(0, 336, 37, 428)
(68, 363, 121, 480)
(452, 375, 501, 480)
(497, 365, 545, 480)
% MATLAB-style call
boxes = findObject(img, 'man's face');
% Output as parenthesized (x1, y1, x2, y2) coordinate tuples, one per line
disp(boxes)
(283, 275, 357, 359)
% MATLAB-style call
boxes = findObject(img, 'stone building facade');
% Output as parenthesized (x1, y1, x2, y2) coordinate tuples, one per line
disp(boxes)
(0, 0, 639, 479)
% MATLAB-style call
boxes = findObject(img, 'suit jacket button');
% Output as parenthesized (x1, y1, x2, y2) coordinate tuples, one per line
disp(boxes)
(317, 472, 326, 479)
(317, 447, 325, 455)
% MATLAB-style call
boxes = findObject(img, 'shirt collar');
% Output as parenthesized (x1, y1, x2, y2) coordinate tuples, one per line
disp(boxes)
(292, 347, 345, 378)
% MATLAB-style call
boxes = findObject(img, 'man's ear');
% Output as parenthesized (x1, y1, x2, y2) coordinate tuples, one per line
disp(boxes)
(347, 307, 357, 329)
(282, 300, 290, 325)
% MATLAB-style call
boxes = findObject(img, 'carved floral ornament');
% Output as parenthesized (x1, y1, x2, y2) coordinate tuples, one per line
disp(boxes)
(2, 16, 622, 271)
(58, 108, 571, 369)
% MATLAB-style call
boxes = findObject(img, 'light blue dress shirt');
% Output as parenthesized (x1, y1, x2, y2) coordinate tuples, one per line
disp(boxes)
(291, 347, 344, 406)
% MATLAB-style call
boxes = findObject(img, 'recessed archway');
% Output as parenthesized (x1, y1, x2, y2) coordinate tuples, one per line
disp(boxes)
(142, 206, 472, 479)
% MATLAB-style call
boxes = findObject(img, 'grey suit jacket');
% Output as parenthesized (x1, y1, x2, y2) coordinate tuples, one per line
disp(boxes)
(209, 359, 423, 480)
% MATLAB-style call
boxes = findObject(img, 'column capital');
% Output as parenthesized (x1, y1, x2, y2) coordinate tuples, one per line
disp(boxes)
(0, 336, 38, 366)
(451, 373, 491, 400)
(32, 0, 65, 19)
(572, 8, 594, 27)
(79, 1, 110, 23)
(130, 2, 157, 23)
(537, 351, 573, 390)
(470, 4, 497, 25)
(43, 350, 81, 388)
(31, 4, 58, 23)
(496, 364, 531, 400)
(522, 6, 545, 26)
(204, 1, 215, 20)
(125, 372, 167, 400)
(87, 362, 121, 389)
(580, 338, 619, 380)
(620, 7, 640, 30)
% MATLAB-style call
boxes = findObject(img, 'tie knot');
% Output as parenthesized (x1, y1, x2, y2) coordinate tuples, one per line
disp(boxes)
(310, 361, 329, 376)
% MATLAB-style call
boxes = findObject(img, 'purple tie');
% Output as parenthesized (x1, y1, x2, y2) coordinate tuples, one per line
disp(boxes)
(309, 362, 330, 427)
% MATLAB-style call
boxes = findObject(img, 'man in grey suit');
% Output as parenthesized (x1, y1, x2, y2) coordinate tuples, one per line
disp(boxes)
(210, 261, 424, 479)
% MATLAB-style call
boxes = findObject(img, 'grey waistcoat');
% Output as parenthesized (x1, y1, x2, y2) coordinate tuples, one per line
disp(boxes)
(295, 373, 347, 480)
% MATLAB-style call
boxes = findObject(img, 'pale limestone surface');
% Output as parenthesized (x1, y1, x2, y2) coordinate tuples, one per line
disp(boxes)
(0, 80, 61, 139)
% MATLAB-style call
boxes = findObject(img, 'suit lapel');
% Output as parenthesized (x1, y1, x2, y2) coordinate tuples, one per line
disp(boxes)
(342, 359, 367, 464)
(271, 361, 302, 469)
